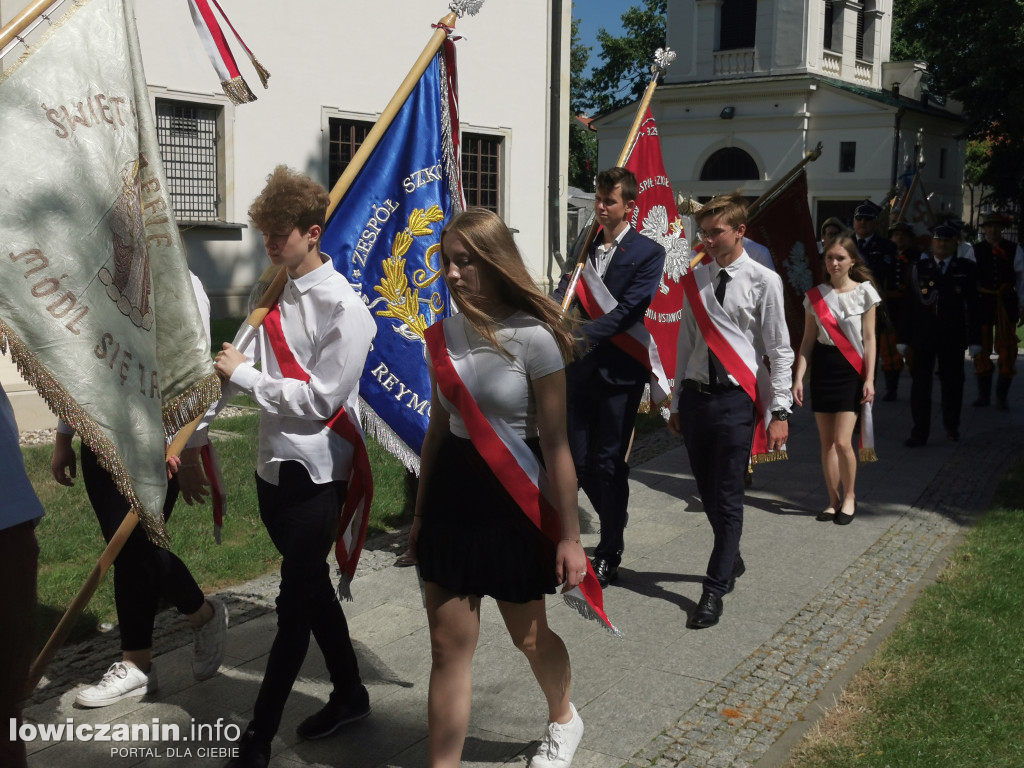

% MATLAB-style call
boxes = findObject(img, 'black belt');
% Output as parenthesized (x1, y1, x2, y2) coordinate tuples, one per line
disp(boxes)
(682, 378, 741, 395)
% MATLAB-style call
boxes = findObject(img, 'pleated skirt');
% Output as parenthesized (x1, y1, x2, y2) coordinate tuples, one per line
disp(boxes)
(417, 434, 558, 603)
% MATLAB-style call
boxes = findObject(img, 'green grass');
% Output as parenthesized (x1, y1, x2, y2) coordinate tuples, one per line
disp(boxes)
(28, 410, 416, 648)
(787, 455, 1024, 768)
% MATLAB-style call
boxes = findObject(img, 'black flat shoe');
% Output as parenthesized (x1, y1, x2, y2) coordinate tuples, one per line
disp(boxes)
(816, 508, 837, 522)
(835, 502, 856, 525)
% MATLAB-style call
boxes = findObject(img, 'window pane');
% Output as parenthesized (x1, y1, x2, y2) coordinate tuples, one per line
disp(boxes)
(155, 100, 220, 221)
(328, 118, 374, 188)
(461, 133, 502, 213)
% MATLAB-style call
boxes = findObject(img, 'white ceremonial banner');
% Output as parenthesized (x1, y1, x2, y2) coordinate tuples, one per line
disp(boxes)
(0, 0, 219, 543)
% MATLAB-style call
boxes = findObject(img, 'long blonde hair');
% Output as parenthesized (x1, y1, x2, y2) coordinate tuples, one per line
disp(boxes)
(440, 209, 577, 361)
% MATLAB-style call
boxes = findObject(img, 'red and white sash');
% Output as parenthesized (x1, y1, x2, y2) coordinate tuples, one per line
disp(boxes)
(681, 264, 785, 463)
(425, 318, 621, 636)
(576, 262, 670, 404)
(199, 442, 227, 544)
(264, 303, 374, 599)
(806, 285, 878, 462)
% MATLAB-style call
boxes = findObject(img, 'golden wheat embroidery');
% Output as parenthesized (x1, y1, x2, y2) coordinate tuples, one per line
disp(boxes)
(371, 206, 446, 342)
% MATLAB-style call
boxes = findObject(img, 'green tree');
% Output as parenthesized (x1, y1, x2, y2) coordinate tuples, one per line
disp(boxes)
(893, 0, 1024, 211)
(581, 0, 667, 114)
(569, 13, 596, 190)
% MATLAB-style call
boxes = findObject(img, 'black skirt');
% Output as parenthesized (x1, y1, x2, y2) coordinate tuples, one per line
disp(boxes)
(810, 342, 861, 413)
(417, 434, 558, 603)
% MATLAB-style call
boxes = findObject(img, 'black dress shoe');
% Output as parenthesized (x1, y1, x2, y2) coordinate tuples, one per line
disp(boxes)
(296, 685, 371, 740)
(726, 555, 746, 594)
(226, 727, 270, 768)
(904, 436, 926, 448)
(591, 557, 618, 588)
(689, 590, 723, 629)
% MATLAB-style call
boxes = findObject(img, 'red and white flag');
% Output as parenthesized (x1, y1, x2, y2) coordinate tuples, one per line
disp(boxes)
(624, 109, 690, 406)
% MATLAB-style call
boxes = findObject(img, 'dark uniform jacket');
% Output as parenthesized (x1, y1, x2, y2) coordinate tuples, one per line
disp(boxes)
(972, 239, 1020, 325)
(903, 255, 980, 349)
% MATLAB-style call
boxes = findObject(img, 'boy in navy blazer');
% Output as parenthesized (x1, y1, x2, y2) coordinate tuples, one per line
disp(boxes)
(555, 167, 666, 587)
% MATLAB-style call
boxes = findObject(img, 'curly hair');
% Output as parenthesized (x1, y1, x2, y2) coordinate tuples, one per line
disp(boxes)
(248, 165, 330, 234)
(440, 209, 577, 362)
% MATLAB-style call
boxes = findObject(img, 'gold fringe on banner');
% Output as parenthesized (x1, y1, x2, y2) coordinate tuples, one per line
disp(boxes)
(221, 75, 256, 104)
(251, 57, 270, 88)
(162, 371, 222, 440)
(0, 317, 170, 546)
(859, 447, 879, 463)
(751, 449, 788, 465)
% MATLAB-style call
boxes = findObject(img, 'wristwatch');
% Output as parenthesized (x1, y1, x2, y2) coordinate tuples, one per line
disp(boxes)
(771, 409, 789, 422)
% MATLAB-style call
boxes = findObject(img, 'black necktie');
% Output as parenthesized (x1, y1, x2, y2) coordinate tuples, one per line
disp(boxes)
(858, 238, 867, 252)
(709, 271, 731, 385)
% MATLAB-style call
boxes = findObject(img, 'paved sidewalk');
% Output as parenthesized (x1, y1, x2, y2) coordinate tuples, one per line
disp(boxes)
(23, 370, 1024, 768)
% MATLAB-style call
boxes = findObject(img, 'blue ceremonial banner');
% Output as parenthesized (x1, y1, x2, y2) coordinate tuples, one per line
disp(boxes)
(321, 41, 462, 472)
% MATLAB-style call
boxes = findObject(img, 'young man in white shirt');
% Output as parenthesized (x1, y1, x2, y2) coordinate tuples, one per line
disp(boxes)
(668, 193, 793, 629)
(214, 167, 376, 768)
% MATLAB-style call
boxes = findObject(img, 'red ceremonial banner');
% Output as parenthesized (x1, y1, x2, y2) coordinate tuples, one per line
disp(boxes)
(743, 170, 823, 350)
(625, 109, 689, 397)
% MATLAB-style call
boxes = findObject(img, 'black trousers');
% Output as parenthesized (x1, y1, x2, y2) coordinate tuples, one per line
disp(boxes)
(680, 387, 754, 597)
(0, 521, 37, 768)
(909, 338, 966, 441)
(81, 445, 205, 651)
(567, 372, 646, 567)
(251, 461, 362, 740)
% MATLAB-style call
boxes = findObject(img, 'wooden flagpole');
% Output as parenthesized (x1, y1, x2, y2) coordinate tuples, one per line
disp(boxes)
(559, 48, 676, 315)
(27, 5, 473, 698)
(0, 0, 58, 50)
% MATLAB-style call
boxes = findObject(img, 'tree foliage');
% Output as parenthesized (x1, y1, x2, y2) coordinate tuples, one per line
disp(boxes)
(569, 14, 596, 190)
(580, 0, 667, 115)
(893, 0, 1024, 210)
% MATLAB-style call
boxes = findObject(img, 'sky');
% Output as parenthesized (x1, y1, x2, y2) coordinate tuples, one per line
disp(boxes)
(572, 0, 628, 76)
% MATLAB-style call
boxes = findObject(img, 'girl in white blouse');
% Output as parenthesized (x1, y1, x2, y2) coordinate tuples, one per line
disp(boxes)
(792, 236, 881, 524)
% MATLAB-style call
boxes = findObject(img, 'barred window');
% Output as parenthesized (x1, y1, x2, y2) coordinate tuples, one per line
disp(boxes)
(462, 132, 502, 213)
(328, 117, 373, 187)
(155, 99, 221, 222)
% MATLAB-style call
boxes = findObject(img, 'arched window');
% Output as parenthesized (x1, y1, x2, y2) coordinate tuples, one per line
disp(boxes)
(700, 148, 760, 181)
(720, 0, 757, 51)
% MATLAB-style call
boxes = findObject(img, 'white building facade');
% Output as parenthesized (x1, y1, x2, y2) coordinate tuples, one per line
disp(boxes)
(1, 0, 572, 428)
(594, 0, 965, 228)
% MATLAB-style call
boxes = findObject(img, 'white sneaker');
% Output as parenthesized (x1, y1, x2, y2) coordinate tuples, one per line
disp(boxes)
(192, 597, 229, 680)
(529, 702, 584, 768)
(75, 662, 156, 708)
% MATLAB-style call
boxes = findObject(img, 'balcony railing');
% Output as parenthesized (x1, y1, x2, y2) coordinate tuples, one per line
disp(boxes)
(821, 49, 842, 77)
(713, 48, 756, 76)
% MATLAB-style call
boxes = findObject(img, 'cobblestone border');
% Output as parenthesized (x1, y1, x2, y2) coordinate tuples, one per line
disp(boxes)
(623, 428, 1024, 768)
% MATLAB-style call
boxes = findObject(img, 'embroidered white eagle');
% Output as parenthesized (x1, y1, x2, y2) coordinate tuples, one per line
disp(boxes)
(639, 204, 690, 295)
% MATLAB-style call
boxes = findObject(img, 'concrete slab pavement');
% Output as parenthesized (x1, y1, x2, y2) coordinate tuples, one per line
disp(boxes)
(21, 365, 1024, 768)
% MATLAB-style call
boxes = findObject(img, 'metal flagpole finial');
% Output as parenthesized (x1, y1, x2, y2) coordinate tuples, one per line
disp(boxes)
(449, 0, 484, 17)
(652, 47, 677, 75)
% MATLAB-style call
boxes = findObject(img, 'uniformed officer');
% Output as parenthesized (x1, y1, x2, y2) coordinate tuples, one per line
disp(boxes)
(879, 221, 919, 400)
(971, 212, 1024, 410)
(853, 203, 900, 399)
(903, 224, 980, 447)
